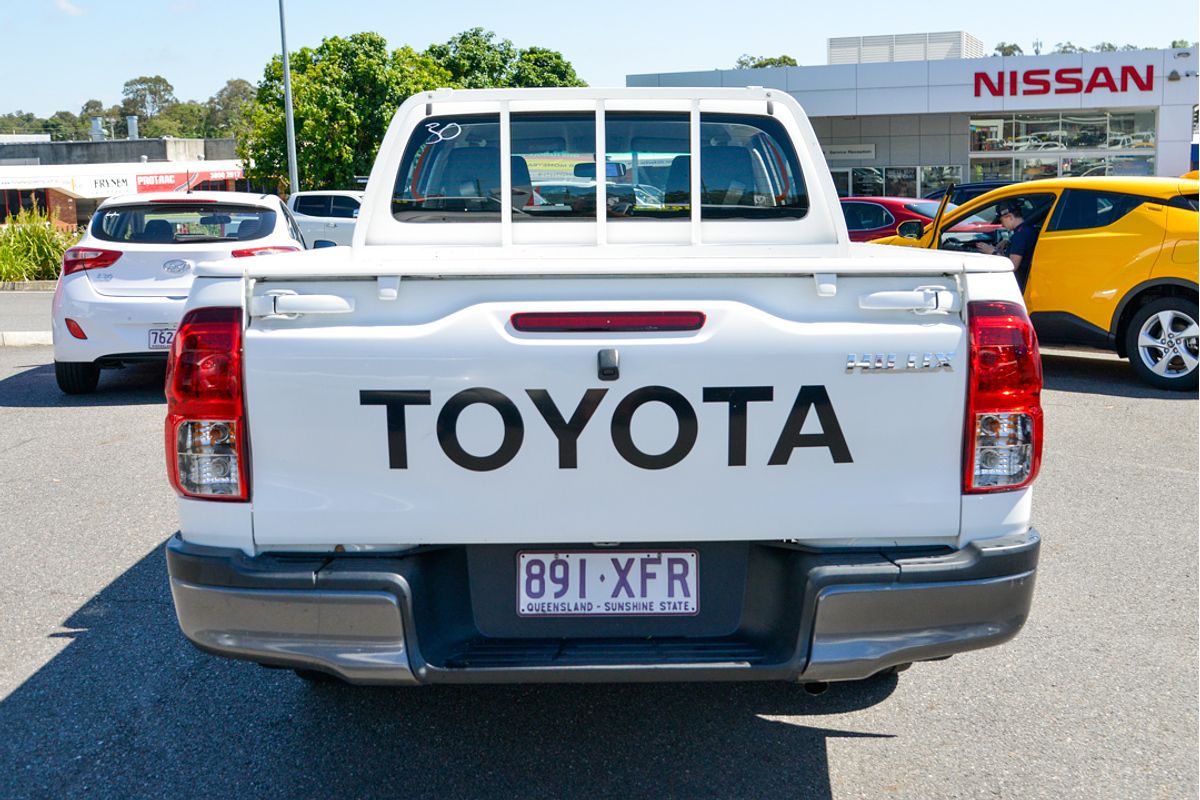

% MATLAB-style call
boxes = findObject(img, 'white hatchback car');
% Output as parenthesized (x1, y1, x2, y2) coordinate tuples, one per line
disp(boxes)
(51, 191, 305, 393)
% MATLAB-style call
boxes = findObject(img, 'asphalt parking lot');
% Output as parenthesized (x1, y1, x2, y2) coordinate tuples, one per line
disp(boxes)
(0, 345, 1195, 800)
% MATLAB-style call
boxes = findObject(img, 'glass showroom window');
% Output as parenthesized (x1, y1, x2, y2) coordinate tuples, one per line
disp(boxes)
(1062, 156, 1109, 177)
(1017, 158, 1060, 181)
(972, 158, 1014, 181)
(830, 169, 851, 197)
(1012, 113, 1066, 151)
(1063, 113, 1107, 149)
(852, 167, 884, 196)
(1110, 155, 1155, 176)
(885, 167, 917, 197)
(921, 166, 963, 196)
(1106, 111, 1156, 149)
(970, 117, 1008, 151)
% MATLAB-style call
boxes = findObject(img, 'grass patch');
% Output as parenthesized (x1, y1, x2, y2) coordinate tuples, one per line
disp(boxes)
(0, 202, 83, 282)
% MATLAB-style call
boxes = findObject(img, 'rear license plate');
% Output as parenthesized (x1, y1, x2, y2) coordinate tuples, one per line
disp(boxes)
(517, 550, 698, 617)
(148, 328, 175, 349)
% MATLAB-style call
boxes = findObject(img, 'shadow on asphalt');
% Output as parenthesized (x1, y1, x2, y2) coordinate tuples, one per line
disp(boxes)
(1040, 352, 1196, 400)
(0, 544, 896, 799)
(0, 361, 165, 408)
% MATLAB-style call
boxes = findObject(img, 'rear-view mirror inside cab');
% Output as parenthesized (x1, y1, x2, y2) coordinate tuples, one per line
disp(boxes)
(573, 162, 627, 179)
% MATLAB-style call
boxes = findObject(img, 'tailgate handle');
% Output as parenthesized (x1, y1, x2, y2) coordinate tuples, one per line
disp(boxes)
(859, 286, 958, 314)
(249, 290, 355, 318)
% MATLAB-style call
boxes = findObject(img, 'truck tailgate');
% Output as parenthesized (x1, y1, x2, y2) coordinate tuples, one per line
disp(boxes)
(243, 275, 966, 546)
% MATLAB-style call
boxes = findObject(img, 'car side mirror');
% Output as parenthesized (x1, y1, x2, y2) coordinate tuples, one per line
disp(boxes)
(313, 239, 339, 249)
(897, 220, 924, 239)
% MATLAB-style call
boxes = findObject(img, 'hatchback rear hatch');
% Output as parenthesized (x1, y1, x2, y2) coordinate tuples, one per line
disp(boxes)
(87, 200, 281, 297)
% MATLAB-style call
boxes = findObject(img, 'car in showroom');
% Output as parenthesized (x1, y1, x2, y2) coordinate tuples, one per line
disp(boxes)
(286, 190, 364, 246)
(840, 196, 949, 242)
(875, 176, 1199, 389)
(51, 192, 303, 394)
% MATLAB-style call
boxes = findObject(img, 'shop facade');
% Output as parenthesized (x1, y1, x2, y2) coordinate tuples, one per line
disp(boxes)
(628, 47, 1198, 198)
(0, 161, 245, 226)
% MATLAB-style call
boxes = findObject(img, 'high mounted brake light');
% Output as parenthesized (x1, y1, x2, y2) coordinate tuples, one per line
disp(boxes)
(62, 247, 122, 276)
(964, 301, 1043, 493)
(165, 307, 248, 501)
(231, 246, 300, 258)
(511, 311, 707, 332)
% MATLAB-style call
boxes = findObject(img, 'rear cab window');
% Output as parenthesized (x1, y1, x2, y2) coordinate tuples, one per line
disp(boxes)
(391, 111, 808, 223)
(92, 203, 276, 244)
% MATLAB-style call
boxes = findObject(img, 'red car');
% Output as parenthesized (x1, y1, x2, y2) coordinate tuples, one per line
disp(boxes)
(840, 196, 947, 242)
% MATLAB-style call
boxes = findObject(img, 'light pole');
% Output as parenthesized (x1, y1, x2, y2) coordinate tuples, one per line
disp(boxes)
(278, 0, 300, 195)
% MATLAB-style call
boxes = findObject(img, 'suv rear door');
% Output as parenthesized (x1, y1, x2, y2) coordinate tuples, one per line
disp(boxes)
(290, 193, 360, 246)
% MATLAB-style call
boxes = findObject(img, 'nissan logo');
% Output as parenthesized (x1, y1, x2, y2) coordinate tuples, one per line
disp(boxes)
(162, 259, 191, 274)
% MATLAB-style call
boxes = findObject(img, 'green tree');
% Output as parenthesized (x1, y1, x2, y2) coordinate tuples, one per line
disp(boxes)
(734, 54, 799, 69)
(426, 27, 516, 88)
(240, 33, 450, 192)
(508, 47, 586, 87)
(146, 100, 208, 138)
(993, 42, 1023, 56)
(423, 28, 584, 88)
(121, 75, 177, 119)
(1053, 42, 1086, 54)
(47, 110, 85, 140)
(205, 78, 254, 137)
(1171, 39, 1198, 48)
(1093, 42, 1118, 52)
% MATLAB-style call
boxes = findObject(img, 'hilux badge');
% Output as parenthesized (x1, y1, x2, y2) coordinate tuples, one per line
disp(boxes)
(163, 259, 191, 274)
(846, 353, 955, 372)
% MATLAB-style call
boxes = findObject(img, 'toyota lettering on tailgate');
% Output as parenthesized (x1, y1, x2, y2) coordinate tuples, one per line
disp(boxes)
(359, 385, 852, 471)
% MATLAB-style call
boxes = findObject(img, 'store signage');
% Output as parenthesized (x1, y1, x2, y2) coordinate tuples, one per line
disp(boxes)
(822, 144, 876, 159)
(135, 168, 244, 193)
(73, 175, 134, 197)
(974, 65, 1154, 97)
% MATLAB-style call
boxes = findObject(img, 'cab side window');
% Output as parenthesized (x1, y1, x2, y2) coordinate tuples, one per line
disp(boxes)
(1050, 189, 1144, 232)
(294, 195, 331, 217)
(330, 196, 360, 219)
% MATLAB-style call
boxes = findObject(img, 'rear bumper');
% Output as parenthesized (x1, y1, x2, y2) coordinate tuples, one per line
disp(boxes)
(51, 273, 185, 363)
(166, 530, 1039, 685)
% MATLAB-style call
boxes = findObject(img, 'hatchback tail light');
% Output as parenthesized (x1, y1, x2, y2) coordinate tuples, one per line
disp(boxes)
(63, 247, 122, 276)
(231, 246, 301, 258)
(964, 301, 1043, 493)
(165, 307, 248, 501)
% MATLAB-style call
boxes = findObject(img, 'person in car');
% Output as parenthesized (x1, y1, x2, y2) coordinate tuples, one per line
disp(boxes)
(975, 201, 1035, 290)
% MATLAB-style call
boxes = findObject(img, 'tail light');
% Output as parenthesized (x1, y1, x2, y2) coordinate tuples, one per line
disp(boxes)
(65, 319, 88, 340)
(231, 246, 300, 258)
(964, 301, 1043, 493)
(63, 247, 122, 276)
(165, 307, 248, 501)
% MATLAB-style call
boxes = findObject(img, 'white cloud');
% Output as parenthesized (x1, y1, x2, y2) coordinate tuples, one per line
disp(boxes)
(54, 0, 86, 16)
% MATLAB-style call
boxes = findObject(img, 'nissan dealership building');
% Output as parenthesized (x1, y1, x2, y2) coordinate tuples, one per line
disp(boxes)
(629, 41, 1199, 198)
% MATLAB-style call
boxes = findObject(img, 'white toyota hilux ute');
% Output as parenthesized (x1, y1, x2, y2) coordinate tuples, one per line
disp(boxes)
(165, 88, 1043, 687)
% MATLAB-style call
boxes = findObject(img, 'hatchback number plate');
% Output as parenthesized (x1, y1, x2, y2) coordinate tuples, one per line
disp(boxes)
(148, 328, 175, 349)
(517, 551, 698, 617)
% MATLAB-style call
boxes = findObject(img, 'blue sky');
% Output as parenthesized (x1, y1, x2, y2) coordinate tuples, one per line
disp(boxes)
(3, 0, 1197, 117)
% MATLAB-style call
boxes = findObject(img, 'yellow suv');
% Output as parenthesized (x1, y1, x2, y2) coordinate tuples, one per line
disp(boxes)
(875, 177, 1199, 390)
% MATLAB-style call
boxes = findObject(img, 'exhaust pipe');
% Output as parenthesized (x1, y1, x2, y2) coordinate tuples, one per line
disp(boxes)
(802, 681, 829, 695)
